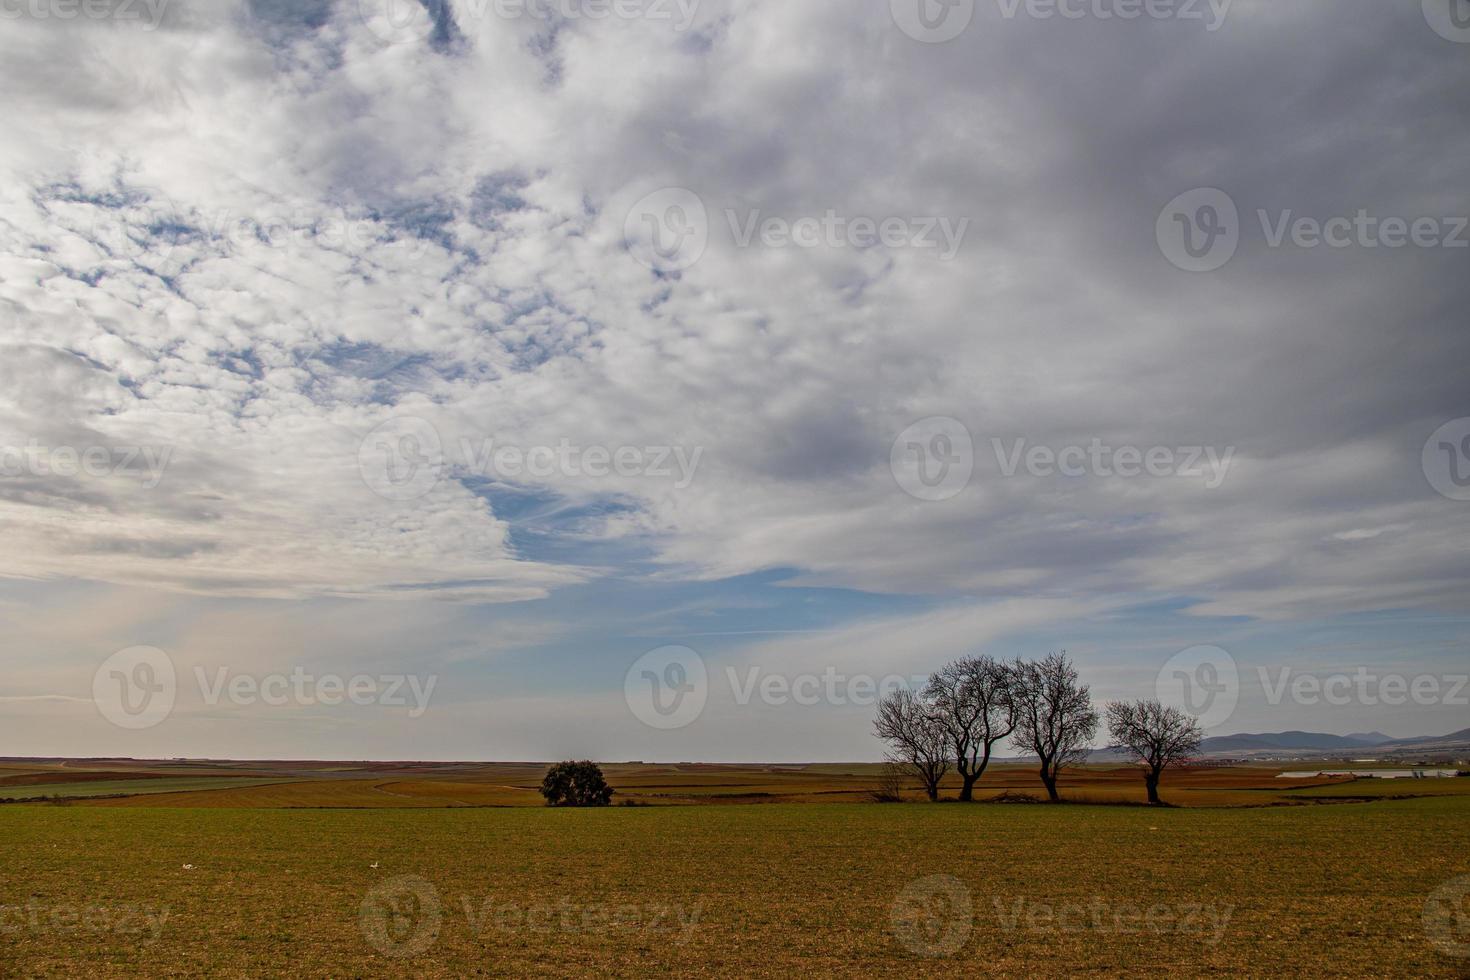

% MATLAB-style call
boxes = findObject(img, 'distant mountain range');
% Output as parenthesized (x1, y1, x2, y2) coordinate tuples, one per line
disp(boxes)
(1068, 726, 1470, 764)
(1194, 727, 1470, 758)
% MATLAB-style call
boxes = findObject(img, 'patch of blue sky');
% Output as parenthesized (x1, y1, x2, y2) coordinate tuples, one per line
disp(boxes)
(463, 568, 948, 698)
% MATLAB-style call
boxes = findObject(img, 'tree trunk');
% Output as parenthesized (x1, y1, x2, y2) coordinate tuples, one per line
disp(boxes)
(925, 779, 940, 802)
(958, 773, 978, 802)
(1145, 771, 1161, 805)
(1040, 769, 1059, 802)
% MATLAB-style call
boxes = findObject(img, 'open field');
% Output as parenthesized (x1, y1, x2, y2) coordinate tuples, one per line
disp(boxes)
(5, 758, 1466, 809)
(6, 760, 1468, 975)
(0, 777, 291, 802)
(3, 797, 1469, 976)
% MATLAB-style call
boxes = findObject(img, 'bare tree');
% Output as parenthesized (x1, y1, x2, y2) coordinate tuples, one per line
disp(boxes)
(926, 657, 1016, 802)
(1106, 699, 1203, 805)
(874, 688, 950, 801)
(868, 762, 908, 803)
(1010, 652, 1098, 802)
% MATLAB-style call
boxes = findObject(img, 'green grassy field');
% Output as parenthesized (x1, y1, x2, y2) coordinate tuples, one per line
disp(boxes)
(0, 778, 290, 802)
(5, 797, 1469, 977)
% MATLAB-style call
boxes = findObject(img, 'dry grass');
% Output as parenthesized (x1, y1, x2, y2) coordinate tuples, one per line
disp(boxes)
(34, 760, 1432, 809)
(3, 797, 1468, 976)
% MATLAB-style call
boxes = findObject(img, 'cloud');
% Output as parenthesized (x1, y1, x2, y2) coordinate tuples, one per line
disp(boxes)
(0, 0, 1465, 626)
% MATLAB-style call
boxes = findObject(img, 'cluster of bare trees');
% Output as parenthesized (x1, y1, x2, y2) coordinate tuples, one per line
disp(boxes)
(874, 652, 1203, 805)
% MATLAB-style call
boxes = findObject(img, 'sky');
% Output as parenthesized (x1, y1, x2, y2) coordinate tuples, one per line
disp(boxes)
(0, 0, 1467, 761)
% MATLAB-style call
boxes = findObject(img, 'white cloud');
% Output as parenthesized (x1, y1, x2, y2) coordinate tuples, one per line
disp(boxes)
(0, 0, 1465, 623)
